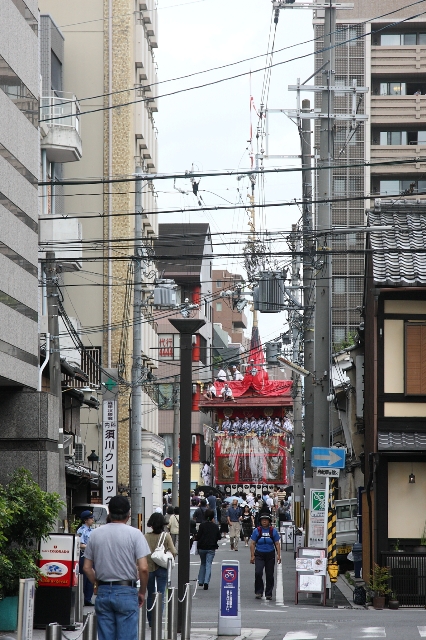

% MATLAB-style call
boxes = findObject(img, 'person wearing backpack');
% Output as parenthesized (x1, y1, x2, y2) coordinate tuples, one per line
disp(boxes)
(249, 511, 281, 600)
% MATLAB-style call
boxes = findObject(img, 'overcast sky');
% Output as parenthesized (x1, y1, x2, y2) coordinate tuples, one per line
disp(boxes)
(155, 0, 314, 344)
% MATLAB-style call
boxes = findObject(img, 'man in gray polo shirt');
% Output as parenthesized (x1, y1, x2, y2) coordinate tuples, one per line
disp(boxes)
(83, 496, 149, 640)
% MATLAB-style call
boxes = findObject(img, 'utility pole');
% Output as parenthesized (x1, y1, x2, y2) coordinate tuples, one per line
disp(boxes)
(312, 3, 336, 488)
(130, 166, 144, 528)
(172, 375, 180, 507)
(45, 251, 67, 527)
(291, 225, 303, 528)
(169, 318, 205, 632)
(301, 99, 314, 529)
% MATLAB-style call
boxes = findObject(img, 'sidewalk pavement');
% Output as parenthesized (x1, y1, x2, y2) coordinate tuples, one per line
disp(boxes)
(0, 539, 355, 640)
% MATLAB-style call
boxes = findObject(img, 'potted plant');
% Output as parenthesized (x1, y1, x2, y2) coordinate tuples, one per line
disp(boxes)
(368, 563, 391, 610)
(0, 469, 63, 631)
(388, 591, 399, 610)
(414, 522, 426, 553)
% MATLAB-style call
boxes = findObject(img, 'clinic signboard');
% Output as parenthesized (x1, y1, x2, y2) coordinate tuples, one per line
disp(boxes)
(218, 561, 241, 636)
(103, 399, 117, 504)
(39, 534, 78, 588)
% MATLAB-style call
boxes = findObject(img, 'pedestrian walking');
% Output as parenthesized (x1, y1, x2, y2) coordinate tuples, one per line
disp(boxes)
(167, 506, 179, 552)
(277, 499, 291, 524)
(194, 498, 208, 524)
(77, 510, 95, 606)
(164, 505, 174, 527)
(241, 505, 255, 546)
(227, 499, 242, 551)
(207, 490, 217, 521)
(196, 509, 221, 590)
(145, 512, 177, 627)
(250, 511, 281, 600)
(220, 503, 229, 538)
(83, 496, 150, 640)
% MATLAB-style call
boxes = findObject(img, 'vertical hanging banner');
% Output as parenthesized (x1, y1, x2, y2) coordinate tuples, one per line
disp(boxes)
(103, 399, 117, 504)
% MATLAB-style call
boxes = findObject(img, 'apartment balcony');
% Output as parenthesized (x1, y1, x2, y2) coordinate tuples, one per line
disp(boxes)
(370, 144, 426, 175)
(370, 95, 426, 126)
(40, 93, 82, 163)
(371, 46, 426, 76)
(39, 217, 82, 271)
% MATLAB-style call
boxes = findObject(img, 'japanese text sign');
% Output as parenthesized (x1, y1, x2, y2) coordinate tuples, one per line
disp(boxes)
(103, 399, 117, 504)
(220, 564, 239, 617)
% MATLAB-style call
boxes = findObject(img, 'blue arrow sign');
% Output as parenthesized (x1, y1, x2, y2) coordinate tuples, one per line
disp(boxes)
(311, 447, 345, 469)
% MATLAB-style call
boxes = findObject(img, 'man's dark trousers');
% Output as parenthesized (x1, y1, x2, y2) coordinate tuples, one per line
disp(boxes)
(254, 550, 276, 597)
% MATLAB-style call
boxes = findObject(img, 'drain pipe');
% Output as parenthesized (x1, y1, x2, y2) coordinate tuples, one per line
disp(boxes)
(38, 332, 50, 391)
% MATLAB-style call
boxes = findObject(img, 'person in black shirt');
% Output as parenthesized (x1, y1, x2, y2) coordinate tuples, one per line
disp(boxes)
(194, 498, 208, 524)
(196, 509, 221, 590)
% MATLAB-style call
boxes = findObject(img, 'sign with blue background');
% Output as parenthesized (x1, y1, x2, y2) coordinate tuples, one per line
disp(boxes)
(220, 565, 239, 617)
(311, 447, 345, 469)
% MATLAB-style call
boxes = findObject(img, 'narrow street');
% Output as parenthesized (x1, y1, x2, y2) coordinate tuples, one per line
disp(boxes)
(186, 542, 426, 640)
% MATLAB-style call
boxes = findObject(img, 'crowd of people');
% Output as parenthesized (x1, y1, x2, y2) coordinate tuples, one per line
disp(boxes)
(214, 415, 293, 436)
(75, 486, 292, 640)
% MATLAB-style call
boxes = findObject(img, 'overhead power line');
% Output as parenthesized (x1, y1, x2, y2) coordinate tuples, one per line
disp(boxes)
(38, 156, 426, 187)
(45, 0, 426, 116)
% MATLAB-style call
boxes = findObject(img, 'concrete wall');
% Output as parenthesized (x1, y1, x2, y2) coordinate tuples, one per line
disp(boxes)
(0, 389, 60, 493)
(0, 0, 39, 388)
(388, 461, 426, 539)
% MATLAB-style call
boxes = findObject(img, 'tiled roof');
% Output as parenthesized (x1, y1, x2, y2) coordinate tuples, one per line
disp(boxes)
(368, 201, 426, 286)
(378, 430, 426, 451)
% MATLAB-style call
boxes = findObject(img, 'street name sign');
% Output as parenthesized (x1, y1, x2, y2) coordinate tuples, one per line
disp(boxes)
(316, 468, 340, 478)
(311, 447, 345, 469)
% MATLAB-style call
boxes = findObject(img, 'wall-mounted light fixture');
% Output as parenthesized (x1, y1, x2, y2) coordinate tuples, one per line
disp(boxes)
(409, 472, 416, 484)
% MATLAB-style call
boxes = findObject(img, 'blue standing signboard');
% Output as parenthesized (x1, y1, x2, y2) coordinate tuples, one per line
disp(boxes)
(218, 561, 241, 635)
(220, 565, 238, 616)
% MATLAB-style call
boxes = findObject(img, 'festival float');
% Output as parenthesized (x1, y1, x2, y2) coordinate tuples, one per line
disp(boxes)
(199, 336, 294, 496)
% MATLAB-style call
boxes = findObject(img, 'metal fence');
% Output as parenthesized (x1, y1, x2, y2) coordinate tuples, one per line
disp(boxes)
(381, 552, 426, 607)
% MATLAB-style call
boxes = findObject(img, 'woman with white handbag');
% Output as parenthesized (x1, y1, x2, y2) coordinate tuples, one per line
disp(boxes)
(145, 513, 177, 627)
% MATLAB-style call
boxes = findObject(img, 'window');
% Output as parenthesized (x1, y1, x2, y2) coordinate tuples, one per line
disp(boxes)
(380, 82, 406, 96)
(216, 302, 222, 312)
(405, 322, 426, 396)
(199, 336, 207, 365)
(156, 383, 174, 409)
(405, 323, 426, 395)
(216, 280, 222, 288)
(379, 131, 407, 145)
(380, 179, 426, 196)
(381, 33, 426, 46)
(334, 278, 346, 294)
(334, 178, 346, 194)
(333, 327, 346, 344)
(158, 334, 180, 360)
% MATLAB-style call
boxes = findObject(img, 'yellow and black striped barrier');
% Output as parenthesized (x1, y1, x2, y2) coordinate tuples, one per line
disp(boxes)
(327, 478, 338, 582)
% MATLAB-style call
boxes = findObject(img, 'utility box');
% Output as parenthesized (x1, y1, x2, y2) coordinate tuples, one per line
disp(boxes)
(257, 271, 285, 313)
(154, 280, 177, 307)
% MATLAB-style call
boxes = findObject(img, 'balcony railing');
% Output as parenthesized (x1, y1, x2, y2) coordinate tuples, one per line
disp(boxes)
(40, 92, 82, 163)
(41, 92, 80, 132)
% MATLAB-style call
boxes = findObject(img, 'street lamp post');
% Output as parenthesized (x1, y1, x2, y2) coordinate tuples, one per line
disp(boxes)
(169, 318, 205, 631)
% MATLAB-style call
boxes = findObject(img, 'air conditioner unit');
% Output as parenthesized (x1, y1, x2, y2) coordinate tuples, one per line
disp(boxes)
(191, 435, 197, 445)
(74, 442, 86, 464)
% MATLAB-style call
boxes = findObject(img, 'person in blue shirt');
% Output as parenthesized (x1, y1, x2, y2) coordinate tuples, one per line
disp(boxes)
(77, 510, 95, 606)
(249, 511, 281, 600)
